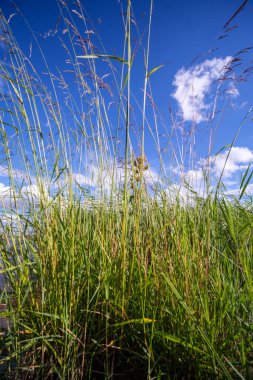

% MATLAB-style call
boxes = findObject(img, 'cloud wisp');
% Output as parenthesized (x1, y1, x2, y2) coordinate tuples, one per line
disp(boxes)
(172, 56, 239, 123)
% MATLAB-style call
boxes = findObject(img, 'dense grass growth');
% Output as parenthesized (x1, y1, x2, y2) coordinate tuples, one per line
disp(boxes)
(1, 196, 253, 379)
(0, 1, 253, 379)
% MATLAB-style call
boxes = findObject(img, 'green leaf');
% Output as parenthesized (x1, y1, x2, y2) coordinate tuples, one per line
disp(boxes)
(156, 331, 204, 354)
(240, 164, 251, 189)
(0, 121, 18, 132)
(214, 144, 232, 156)
(220, 200, 236, 242)
(224, 357, 246, 380)
(146, 64, 164, 78)
(0, 107, 16, 115)
(77, 54, 128, 64)
(112, 318, 155, 327)
(0, 74, 33, 95)
(239, 164, 253, 199)
(0, 262, 34, 275)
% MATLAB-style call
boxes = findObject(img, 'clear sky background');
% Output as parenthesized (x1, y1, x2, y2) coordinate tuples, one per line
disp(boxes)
(1, 0, 253, 197)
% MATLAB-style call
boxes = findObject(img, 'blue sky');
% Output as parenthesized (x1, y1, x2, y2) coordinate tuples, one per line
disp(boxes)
(1, 0, 253, 201)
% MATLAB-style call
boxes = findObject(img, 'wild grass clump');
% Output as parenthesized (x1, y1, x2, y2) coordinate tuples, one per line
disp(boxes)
(1, 196, 253, 379)
(0, 1, 253, 379)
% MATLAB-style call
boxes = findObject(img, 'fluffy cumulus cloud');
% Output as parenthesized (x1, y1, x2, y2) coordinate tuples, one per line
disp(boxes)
(172, 56, 239, 123)
(212, 147, 253, 179)
(171, 146, 253, 201)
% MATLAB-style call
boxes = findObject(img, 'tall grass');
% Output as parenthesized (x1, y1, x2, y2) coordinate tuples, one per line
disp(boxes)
(0, 1, 253, 379)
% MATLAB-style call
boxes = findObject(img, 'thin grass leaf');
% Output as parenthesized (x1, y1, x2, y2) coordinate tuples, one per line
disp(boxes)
(146, 64, 164, 78)
(224, 357, 246, 380)
(77, 54, 128, 64)
(112, 318, 155, 327)
(0, 121, 19, 132)
(214, 144, 232, 156)
(156, 331, 204, 354)
(240, 166, 253, 199)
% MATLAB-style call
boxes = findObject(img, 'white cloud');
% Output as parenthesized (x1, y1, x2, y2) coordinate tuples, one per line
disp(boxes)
(223, 179, 237, 187)
(0, 166, 9, 177)
(172, 56, 238, 123)
(0, 165, 35, 182)
(224, 183, 253, 198)
(0, 181, 50, 210)
(73, 162, 160, 194)
(165, 184, 195, 204)
(177, 167, 209, 201)
(0, 183, 11, 206)
(21, 183, 49, 200)
(225, 82, 239, 97)
(73, 164, 124, 192)
(212, 147, 253, 178)
(172, 146, 253, 200)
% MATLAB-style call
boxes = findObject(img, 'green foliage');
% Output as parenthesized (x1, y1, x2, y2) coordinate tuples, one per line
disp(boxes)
(0, 199, 253, 379)
(0, 1, 252, 379)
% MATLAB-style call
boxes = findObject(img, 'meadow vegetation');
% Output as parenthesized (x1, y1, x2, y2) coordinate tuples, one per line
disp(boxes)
(0, 1, 253, 379)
